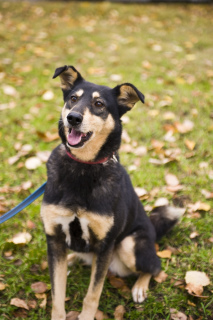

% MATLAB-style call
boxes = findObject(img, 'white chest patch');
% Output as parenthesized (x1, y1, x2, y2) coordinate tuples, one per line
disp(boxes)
(55, 216, 75, 246)
(78, 217, 90, 243)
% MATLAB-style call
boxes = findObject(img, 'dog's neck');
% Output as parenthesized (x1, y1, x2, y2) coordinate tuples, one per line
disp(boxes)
(66, 149, 117, 165)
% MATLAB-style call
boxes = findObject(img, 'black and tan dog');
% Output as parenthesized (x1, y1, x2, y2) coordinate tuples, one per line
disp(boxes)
(41, 66, 183, 320)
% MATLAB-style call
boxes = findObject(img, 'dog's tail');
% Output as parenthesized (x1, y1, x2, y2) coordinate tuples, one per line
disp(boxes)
(149, 205, 185, 241)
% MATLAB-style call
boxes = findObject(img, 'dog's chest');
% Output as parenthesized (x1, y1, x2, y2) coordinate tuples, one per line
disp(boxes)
(41, 204, 114, 252)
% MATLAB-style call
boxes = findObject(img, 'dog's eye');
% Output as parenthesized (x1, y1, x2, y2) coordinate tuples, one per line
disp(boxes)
(71, 96, 77, 103)
(95, 101, 104, 108)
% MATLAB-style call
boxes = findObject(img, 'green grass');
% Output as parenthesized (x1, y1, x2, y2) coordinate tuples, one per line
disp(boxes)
(0, 1, 213, 319)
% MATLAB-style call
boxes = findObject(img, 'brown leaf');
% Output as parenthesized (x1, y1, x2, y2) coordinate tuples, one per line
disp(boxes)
(31, 281, 48, 294)
(170, 308, 187, 320)
(189, 231, 199, 239)
(185, 271, 210, 296)
(165, 173, 179, 187)
(27, 300, 37, 309)
(154, 270, 168, 283)
(201, 189, 213, 199)
(157, 249, 172, 259)
(66, 311, 80, 320)
(95, 309, 108, 320)
(7, 232, 32, 245)
(134, 187, 148, 199)
(185, 139, 196, 151)
(108, 274, 131, 299)
(36, 131, 59, 142)
(10, 298, 29, 310)
(154, 198, 169, 207)
(0, 282, 6, 290)
(175, 120, 194, 133)
(114, 305, 125, 320)
(25, 157, 42, 170)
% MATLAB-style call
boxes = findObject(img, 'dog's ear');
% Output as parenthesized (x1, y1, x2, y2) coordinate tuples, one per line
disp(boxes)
(113, 83, 145, 117)
(53, 65, 83, 90)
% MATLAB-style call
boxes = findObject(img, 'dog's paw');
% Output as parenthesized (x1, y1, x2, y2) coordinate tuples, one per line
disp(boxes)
(78, 313, 94, 320)
(132, 282, 148, 303)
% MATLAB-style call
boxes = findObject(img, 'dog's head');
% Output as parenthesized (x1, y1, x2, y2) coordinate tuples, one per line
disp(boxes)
(53, 65, 145, 162)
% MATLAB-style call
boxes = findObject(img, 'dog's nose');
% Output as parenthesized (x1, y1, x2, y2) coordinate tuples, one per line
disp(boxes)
(67, 112, 83, 126)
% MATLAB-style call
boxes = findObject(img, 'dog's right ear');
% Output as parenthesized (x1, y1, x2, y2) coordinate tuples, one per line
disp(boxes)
(53, 65, 84, 91)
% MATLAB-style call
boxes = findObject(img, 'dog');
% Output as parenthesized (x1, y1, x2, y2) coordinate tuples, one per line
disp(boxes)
(40, 65, 183, 320)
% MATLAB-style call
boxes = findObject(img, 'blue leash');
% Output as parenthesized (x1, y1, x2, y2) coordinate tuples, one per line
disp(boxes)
(0, 182, 47, 224)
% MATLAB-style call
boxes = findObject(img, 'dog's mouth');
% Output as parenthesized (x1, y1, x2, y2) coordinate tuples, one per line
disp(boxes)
(67, 128, 93, 148)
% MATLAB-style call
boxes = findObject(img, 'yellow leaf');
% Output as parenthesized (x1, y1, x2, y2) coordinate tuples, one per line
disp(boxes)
(185, 139, 196, 151)
(157, 249, 172, 259)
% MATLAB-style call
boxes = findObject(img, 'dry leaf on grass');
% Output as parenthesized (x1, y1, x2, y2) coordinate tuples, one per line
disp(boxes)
(154, 270, 168, 283)
(66, 311, 80, 320)
(170, 308, 187, 320)
(185, 139, 196, 151)
(7, 232, 32, 245)
(31, 281, 48, 294)
(134, 187, 148, 199)
(114, 305, 126, 320)
(27, 300, 37, 309)
(35, 293, 47, 309)
(165, 173, 179, 187)
(10, 298, 29, 310)
(42, 90, 54, 101)
(108, 274, 131, 299)
(95, 309, 108, 320)
(185, 271, 210, 296)
(187, 201, 211, 213)
(154, 198, 169, 207)
(157, 249, 172, 259)
(0, 282, 6, 290)
(25, 157, 42, 170)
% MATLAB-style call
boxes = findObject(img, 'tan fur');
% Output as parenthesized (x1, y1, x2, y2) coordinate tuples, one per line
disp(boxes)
(117, 235, 136, 272)
(51, 258, 68, 320)
(76, 89, 84, 97)
(118, 85, 139, 108)
(79, 253, 112, 320)
(60, 68, 78, 90)
(41, 204, 114, 240)
(40, 203, 74, 235)
(132, 273, 152, 303)
(92, 91, 100, 98)
(70, 110, 115, 161)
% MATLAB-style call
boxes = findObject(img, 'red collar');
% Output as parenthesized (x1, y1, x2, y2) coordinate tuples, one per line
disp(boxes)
(66, 150, 117, 165)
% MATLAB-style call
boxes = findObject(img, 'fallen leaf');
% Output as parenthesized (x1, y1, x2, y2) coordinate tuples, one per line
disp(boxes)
(27, 300, 37, 309)
(2, 85, 18, 97)
(36, 131, 59, 142)
(36, 151, 51, 162)
(134, 187, 148, 199)
(175, 120, 194, 134)
(185, 271, 210, 296)
(154, 270, 168, 283)
(108, 274, 131, 298)
(25, 157, 42, 170)
(114, 305, 126, 320)
(154, 198, 169, 207)
(110, 74, 122, 82)
(151, 139, 164, 150)
(66, 311, 80, 320)
(7, 232, 32, 245)
(201, 189, 213, 199)
(170, 308, 187, 320)
(0, 282, 6, 290)
(122, 130, 131, 143)
(185, 139, 196, 151)
(95, 309, 108, 320)
(188, 201, 211, 212)
(190, 231, 199, 239)
(21, 181, 32, 190)
(42, 90, 54, 101)
(31, 282, 48, 294)
(10, 298, 29, 310)
(165, 173, 179, 187)
(157, 249, 172, 259)
(35, 293, 47, 309)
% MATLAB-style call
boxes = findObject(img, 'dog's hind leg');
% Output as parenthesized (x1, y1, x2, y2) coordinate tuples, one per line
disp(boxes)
(46, 233, 68, 320)
(116, 234, 161, 303)
(78, 245, 114, 320)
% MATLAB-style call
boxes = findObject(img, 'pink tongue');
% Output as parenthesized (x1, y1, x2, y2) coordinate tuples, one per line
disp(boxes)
(68, 129, 82, 145)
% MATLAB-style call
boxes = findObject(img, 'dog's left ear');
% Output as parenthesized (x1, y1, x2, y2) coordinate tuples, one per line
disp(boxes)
(113, 83, 145, 117)
(53, 65, 83, 91)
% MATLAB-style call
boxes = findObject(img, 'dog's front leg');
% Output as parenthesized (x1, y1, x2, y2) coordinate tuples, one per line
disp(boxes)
(46, 234, 68, 320)
(78, 245, 114, 320)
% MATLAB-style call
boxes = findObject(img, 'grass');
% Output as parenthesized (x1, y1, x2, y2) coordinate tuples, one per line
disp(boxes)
(0, 1, 213, 319)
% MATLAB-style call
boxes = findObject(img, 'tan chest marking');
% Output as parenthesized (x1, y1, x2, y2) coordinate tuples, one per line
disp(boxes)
(41, 204, 114, 242)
